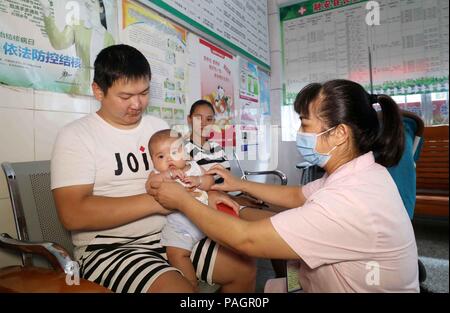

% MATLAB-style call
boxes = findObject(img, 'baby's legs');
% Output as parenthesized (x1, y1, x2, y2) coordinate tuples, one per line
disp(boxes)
(147, 270, 195, 293)
(166, 246, 199, 291)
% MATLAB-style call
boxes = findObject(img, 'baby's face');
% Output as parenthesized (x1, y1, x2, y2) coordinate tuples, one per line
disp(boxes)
(150, 138, 186, 172)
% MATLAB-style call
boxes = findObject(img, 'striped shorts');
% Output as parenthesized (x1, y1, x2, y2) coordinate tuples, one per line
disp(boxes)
(78, 232, 218, 293)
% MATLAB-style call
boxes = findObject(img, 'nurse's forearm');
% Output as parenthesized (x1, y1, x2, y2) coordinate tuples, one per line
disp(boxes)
(239, 207, 275, 221)
(180, 197, 252, 254)
(179, 197, 299, 259)
(240, 181, 306, 209)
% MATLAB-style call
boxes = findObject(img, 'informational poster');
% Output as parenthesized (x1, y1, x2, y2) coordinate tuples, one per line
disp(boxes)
(150, 0, 270, 69)
(239, 58, 259, 103)
(370, 0, 449, 95)
(280, 0, 449, 104)
(199, 38, 235, 126)
(238, 58, 260, 129)
(0, 0, 117, 95)
(147, 105, 161, 118)
(259, 70, 271, 116)
(196, 37, 237, 147)
(120, 0, 188, 125)
(280, 0, 370, 105)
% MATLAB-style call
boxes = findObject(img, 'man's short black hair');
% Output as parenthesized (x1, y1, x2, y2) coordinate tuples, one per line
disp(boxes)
(93, 44, 151, 94)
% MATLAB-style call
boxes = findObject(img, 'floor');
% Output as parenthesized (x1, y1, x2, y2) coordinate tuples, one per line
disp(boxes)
(254, 217, 449, 293)
(414, 218, 449, 293)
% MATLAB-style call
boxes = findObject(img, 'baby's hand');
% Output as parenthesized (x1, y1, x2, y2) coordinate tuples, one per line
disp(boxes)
(162, 168, 185, 181)
(182, 176, 202, 189)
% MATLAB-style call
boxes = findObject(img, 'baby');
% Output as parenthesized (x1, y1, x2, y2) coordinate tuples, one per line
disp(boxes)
(148, 129, 211, 290)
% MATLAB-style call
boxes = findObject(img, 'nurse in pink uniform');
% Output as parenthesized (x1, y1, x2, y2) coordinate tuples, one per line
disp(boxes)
(147, 79, 420, 293)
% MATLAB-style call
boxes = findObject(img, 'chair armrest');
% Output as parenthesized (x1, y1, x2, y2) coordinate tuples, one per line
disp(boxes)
(0, 233, 78, 276)
(244, 170, 288, 185)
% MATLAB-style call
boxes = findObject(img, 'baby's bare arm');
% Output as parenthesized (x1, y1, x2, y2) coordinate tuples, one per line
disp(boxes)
(197, 173, 215, 191)
(166, 246, 198, 289)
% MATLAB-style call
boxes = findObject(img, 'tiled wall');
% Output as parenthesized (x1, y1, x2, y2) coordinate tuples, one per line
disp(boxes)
(0, 85, 100, 267)
(268, 0, 304, 186)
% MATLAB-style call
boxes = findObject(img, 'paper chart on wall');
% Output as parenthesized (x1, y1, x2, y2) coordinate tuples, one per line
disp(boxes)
(0, 0, 118, 95)
(151, 0, 270, 69)
(280, 0, 449, 107)
(120, 0, 188, 125)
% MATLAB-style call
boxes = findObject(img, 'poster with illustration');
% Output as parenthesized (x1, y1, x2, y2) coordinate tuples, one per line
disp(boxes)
(259, 70, 270, 116)
(147, 106, 161, 118)
(173, 109, 185, 121)
(161, 107, 173, 120)
(119, 0, 188, 109)
(239, 58, 259, 103)
(239, 102, 259, 125)
(199, 38, 235, 126)
(198, 38, 236, 147)
(0, 0, 118, 95)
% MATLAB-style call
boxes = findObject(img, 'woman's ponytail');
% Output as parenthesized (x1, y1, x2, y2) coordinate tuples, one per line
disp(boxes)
(373, 95, 405, 167)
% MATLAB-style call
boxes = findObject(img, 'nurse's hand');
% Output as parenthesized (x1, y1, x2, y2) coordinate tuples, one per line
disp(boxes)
(208, 191, 240, 213)
(147, 179, 192, 210)
(206, 165, 244, 192)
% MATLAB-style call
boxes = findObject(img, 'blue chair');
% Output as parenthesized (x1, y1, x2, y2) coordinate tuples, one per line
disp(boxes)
(387, 112, 424, 219)
(386, 111, 426, 284)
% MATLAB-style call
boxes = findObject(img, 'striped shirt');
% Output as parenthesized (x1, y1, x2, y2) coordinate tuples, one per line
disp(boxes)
(185, 139, 231, 183)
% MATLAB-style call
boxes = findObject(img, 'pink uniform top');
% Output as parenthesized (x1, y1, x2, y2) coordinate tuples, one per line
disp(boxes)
(271, 152, 419, 292)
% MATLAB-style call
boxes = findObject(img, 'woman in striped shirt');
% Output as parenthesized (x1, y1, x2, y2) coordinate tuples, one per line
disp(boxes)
(185, 100, 231, 184)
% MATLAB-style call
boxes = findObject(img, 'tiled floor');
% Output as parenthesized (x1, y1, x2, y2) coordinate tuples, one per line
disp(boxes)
(254, 218, 449, 293)
(255, 259, 276, 293)
(414, 218, 449, 293)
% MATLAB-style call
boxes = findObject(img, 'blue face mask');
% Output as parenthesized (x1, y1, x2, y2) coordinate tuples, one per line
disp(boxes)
(296, 127, 337, 167)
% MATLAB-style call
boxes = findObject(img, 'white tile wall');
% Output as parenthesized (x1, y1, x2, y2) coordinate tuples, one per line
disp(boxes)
(0, 85, 33, 110)
(34, 90, 91, 113)
(0, 108, 35, 163)
(35, 111, 87, 161)
(270, 89, 283, 124)
(269, 13, 282, 53)
(267, 0, 278, 15)
(90, 98, 101, 113)
(270, 52, 283, 90)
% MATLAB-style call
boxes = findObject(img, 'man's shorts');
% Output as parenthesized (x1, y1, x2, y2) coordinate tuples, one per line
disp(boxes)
(78, 232, 218, 293)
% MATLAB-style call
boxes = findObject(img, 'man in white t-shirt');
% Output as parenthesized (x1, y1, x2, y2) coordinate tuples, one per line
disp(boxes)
(51, 44, 255, 293)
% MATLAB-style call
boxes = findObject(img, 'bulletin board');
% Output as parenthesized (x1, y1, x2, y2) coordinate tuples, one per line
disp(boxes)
(0, 0, 118, 96)
(147, 0, 271, 70)
(280, 0, 449, 105)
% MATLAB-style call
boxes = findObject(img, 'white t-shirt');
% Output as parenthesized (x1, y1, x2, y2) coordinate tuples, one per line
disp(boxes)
(51, 113, 169, 249)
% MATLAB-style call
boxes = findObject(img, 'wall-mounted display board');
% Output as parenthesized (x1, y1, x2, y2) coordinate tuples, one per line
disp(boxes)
(119, 0, 188, 126)
(280, 0, 449, 105)
(0, 0, 118, 95)
(147, 0, 270, 69)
